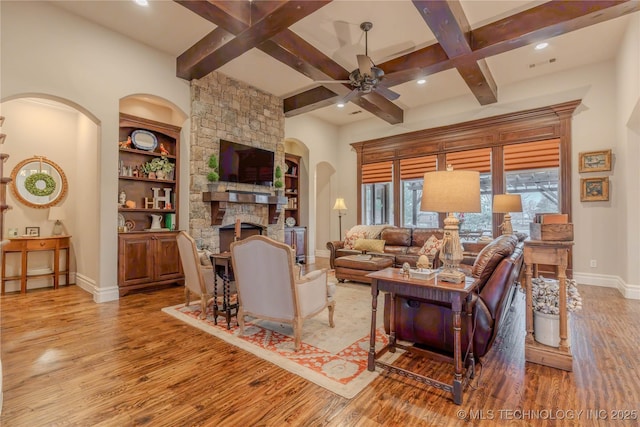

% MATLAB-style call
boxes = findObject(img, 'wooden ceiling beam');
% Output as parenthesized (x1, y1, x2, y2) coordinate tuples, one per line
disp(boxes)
(412, 0, 497, 105)
(176, 1, 331, 80)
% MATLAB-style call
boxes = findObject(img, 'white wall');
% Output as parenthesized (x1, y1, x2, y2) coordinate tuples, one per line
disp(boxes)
(1, 1, 190, 301)
(284, 115, 340, 259)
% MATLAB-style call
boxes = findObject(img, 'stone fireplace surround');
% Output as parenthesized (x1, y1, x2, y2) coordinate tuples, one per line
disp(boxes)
(188, 71, 286, 253)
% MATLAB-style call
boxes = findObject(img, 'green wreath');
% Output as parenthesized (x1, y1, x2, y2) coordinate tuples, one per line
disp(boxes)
(24, 173, 56, 197)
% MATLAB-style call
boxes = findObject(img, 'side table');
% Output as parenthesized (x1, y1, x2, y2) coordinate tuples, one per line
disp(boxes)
(209, 252, 238, 329)
(523, 239, 574, 371)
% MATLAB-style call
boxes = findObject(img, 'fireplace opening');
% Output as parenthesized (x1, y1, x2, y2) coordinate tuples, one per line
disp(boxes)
(219, 222, 266, 253)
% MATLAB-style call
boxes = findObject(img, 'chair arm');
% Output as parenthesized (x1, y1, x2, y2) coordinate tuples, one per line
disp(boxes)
(326, 240, 345, 269)
(299, 268, 326, 283)
(296, 269, 329, 316)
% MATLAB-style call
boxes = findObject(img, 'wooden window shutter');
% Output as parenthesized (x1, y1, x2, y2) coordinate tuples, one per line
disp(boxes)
(362, 161, 393, 184)
(445, 148, 491, 172)
(399, 155, 437, 180)
(504, 139, 560, 171)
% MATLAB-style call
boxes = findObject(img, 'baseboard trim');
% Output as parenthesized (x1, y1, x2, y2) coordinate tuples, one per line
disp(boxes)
(573, 272, 639, 300)
(75, 273, 120, 303)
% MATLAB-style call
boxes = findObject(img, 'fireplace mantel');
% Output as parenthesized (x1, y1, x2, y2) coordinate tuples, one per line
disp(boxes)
(203, 191, 287, 225)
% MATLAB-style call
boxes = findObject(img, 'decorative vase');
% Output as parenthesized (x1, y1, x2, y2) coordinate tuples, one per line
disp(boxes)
(208, 182, 223, 193)
(149, 214, 163, 230)
(533, 311, 571, 347)
(156, 170, 167, 180)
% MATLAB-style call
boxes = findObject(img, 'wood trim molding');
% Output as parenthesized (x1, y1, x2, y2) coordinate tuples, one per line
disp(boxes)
(352, 100, 581, 225)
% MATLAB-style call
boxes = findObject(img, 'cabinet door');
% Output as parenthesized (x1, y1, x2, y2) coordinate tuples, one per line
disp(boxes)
(293, 228, 306, 263)
(118, 234, 154, 286)
(154, 233, 183, 281)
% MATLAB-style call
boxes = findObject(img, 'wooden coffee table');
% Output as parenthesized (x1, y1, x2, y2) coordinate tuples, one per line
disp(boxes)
(367, 267, 478, 405)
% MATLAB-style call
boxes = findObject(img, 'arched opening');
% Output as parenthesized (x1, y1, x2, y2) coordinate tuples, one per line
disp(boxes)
(1, 94, 100, 294)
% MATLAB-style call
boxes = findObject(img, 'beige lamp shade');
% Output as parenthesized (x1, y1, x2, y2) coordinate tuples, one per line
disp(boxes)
(420, 170, 481, 213)
(493, 194, 523, 213)
(48, 206, 66, 221)
(333, 198, 347, 211)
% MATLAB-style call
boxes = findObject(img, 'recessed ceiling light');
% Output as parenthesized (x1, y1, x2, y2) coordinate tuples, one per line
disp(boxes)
(134, 0, 149, 6)
(336, 103, 345, 108)
(417, 79, 427, 85)
(535, 42, 549, 50)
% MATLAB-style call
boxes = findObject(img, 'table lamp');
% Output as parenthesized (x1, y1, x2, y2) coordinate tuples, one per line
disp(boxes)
(493, 194, 522, 236)
(48, 206, 66, 236)
(421, 167, 480, 283)
(333, 198, 347, 239)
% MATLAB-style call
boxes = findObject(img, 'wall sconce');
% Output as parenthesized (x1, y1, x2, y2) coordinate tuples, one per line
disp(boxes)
(333, 198, 347, 239)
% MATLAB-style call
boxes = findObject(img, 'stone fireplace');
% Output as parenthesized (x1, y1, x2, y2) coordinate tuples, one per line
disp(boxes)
(219, 222, 266, 253)
(188, 71, 285, 252)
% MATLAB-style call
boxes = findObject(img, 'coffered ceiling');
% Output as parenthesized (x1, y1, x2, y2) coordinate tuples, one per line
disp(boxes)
(51, 0, 639, 126)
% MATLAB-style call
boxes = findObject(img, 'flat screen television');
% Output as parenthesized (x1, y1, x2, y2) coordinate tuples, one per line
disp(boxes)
(219, 140, 275, 186)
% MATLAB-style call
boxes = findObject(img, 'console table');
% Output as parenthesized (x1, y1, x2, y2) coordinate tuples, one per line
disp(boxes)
(523, 239, 574, 371)
(1, 235, 71, 294)
(367, 267, 477, 405)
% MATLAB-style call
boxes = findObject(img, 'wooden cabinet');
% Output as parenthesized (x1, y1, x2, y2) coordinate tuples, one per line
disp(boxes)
(117, 231, 183, 296)
(118, 113, 180, 232)
(284, 154, 301, 227)
(118, 113, 183, 295)
(284, 226, 306, 264)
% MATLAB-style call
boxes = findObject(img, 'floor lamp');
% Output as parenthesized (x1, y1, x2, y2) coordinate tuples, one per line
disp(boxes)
(421, 168, 480, 283)
(333, 198, 347, 239)
(493, 194, 522, 235)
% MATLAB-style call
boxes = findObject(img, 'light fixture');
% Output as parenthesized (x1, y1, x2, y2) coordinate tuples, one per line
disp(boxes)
(535, 42, 549, 50)
(421, 166, 480, 283)
(48, 206, 66, 236)
(493, 194, 522, 236)
(417, 79, 427, 85)
(336, 103, 345, 108)
(134, 0, 149, 6)
(333, 198, 348, 239)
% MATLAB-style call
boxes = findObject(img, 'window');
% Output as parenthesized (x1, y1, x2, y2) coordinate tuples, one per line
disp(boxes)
(362, 161, 393, 225)
(400, 156, 438, 227)
(504, 140, 560, 234)
(446, 148, 492, 239)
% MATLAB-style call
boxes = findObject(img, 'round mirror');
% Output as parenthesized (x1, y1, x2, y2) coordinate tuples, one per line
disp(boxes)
(10, 156, 68, 209)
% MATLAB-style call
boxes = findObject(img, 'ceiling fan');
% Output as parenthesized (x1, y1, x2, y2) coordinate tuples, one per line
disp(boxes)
(316, 22, 401, 104)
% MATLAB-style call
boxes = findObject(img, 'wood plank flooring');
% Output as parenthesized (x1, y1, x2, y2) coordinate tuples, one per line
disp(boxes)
(1, 260, 639, 426)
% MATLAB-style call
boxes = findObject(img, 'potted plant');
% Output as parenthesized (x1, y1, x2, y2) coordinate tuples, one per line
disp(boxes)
(274, 165, 284, 195)
(207, 153, 221, 192)
(142, 156, 174, 180)
(531, 276, 583, 347)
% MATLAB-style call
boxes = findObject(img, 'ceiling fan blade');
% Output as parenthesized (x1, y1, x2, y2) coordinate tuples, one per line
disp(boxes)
(374, 85, 401, 101)
(357, 54, 372, 77)
(341, 88, 360, 104)
(314, 80, 351, 83)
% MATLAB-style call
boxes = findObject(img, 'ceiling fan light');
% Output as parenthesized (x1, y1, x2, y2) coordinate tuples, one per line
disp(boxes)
(417, 79, 427, 85)
(535, 42, 549, 50)
(336, 103, 345, 108)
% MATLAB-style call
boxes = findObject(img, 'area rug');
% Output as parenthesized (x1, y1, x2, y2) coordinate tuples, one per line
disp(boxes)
(161, 282, 400, 398)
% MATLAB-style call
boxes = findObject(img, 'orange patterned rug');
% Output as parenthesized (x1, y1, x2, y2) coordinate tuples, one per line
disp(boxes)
(161, 282, 399, 398)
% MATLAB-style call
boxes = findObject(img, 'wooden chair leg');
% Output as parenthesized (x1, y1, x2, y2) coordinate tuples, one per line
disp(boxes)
(185, 287, 191, 306)
(238, 306, 245, 336)
(328, 301, 336, 328)
(294, 318, 303, 351)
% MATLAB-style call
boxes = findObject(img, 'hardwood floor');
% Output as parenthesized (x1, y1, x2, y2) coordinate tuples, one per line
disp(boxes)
(1, 260, 639, 426)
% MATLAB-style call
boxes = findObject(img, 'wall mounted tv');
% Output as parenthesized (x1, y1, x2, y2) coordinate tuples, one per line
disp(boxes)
(219, 140, 275, 187)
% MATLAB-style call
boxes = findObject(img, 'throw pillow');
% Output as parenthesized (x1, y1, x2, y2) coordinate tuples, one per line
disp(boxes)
(418, 235, 442, 257)
(354, 238, 386, 253)
(198, 250, 213, 267)
(344, 229, 367, 249)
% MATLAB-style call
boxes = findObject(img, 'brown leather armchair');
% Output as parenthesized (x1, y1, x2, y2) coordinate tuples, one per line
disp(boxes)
(384, 234, 524, 358)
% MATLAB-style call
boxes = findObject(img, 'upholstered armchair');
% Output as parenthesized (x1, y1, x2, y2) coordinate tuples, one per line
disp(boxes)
(176, 231, 218, 319)
(230, 235, 335, 351)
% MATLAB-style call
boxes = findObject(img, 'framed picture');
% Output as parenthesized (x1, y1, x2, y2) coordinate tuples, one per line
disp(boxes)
(578, 149, 612, 173)
(580, 177, 609, 202)
(25, 226, 40, 237)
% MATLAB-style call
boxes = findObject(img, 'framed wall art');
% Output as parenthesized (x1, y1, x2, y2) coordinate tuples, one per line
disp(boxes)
(578, 149, 611, 173)
(25, 226, 40, 237)
(580, 177, 609, 202)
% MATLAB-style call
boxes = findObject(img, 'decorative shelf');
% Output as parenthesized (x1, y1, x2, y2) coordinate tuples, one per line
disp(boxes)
(119, 147, 177, 159)
(119, 175, 176, 183)
(203, 191, 287, 225)
(118, 208, 176, 214)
